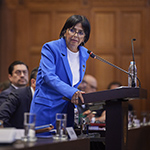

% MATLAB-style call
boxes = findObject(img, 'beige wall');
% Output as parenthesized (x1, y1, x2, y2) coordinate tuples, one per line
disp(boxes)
(0, 0, 150, 118)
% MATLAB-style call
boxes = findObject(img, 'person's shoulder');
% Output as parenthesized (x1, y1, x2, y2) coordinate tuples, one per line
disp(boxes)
(8, 87, 31, 102)
(80, 45, 88, 51)
(42, 38, 66, 55)
(12, 86, 30, 95)
(44, 38, 64, 47)
(79, 46, 89, 59)
(0, 85, 13, 96)
(0, 85, 15, 105)
(0, 89, 8, 96)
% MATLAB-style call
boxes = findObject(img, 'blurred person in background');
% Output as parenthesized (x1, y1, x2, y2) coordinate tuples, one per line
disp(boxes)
(0, 67, 38, 128)
(78, 80, 124, 124)
(0, 61, 29, 106)
(77, 74, 97, 115)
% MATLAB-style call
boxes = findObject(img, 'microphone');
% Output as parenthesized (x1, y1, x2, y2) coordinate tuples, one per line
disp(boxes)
(131, 38, 136, 87)
(87, 50, 141, 87)
(87, 50, 130, 75)
(131, 38, 136, 62)
(131, 39, 141, 87)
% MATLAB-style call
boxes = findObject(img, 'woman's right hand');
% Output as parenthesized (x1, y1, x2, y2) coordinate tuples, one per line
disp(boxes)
(71, 91, 85, 105)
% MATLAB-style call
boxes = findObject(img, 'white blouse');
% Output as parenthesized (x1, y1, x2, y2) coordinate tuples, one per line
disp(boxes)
(67, 48, 80, 86)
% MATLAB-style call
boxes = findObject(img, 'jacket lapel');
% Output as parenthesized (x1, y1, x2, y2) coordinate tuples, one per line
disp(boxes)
(79, 47, 86, 83)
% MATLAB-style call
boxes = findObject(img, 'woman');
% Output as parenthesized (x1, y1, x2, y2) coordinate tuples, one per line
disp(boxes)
(30, 15, 91, 133)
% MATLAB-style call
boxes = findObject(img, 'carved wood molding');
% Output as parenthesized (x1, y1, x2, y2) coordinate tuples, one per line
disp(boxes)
(4, 0, 149, 9)
(91, 0, 149, 7)
(4, 0, 81, 9)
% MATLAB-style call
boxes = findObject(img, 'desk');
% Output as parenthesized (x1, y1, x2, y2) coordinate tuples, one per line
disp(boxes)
(1, 126, 150, 150)
(76, 125, 150, 150)
(127, 126, 150, 150)
(0, 138, 90, 150)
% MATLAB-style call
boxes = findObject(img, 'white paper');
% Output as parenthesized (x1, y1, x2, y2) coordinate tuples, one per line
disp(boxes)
(66, 127, 77, 140)
(0, 128, 24, 143)
(0, 128, 16, 143)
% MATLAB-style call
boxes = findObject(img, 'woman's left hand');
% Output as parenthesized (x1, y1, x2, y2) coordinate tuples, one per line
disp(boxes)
(71, 91, 85, 104)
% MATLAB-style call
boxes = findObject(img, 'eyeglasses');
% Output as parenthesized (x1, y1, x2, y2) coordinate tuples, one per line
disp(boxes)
(14, 70, 28, 76)
(68, 28, 85, 37)
(82, 80, 97, 90)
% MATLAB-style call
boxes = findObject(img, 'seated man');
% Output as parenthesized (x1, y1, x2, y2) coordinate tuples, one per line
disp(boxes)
(0, 61, 29, 106)
(77, 74, 105, 123)
(79, 80, 123, 123)
(0, 67, 38, 129)
(90, 81, 134, 123)
(107, 81, 122, 90)
(92, 81, 122, 123)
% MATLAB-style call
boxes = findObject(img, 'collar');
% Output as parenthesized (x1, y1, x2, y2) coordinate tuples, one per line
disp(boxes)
(30, 86, 35, 98)
(11, 84, 19, 89)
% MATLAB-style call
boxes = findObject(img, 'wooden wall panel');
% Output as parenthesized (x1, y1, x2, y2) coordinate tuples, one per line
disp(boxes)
(0, 7, 16, 80)
(15, 9, 30, 65)
(94, 12, 116, 50)
(30, 54, 41, 70)
(91, 55, 116, 90)
(30, 12, 52, 45)
(29, 11, 52, 70)
(90, 9, 124, 90)
(120, 11, 143, 51)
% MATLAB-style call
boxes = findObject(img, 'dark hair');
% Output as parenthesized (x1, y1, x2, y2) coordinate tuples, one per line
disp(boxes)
(8, 61, 29, 75)
(29, 67, 38, 86)
(59, 15, 91, 46)
(107, 81, 122, 89)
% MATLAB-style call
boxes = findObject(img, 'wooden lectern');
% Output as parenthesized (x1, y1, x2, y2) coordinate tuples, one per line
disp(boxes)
(79, 87, 147, 150)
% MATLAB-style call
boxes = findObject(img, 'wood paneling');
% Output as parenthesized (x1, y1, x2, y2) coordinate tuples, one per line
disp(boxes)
(15, 9, 30, 65)
(94, 54, 116, 90)
(30, 12, 52, 45)
(0, 6, 16, 80)
(94, 12, 116, 50)
(121, 11, 143, 50)
(0, 0, 150, 118)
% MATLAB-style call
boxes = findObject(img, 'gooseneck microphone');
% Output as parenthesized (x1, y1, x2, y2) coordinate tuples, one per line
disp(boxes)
(131, 38, 136, 62)
(131, 38, 141, 87)
(131, 38, 136, 87)
(87, 50, 130, 75)
(87, 50, 141, 87)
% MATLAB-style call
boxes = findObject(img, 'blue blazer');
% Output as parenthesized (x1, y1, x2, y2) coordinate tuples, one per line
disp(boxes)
(30, 38, 89, 130)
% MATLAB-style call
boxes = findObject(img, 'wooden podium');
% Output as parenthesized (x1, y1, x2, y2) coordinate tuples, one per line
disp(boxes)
(79, 87, 147, 150)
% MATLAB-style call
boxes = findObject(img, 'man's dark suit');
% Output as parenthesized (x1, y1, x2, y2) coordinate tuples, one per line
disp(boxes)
(0, 86, 32, 129)
(0, 85, 15, 106)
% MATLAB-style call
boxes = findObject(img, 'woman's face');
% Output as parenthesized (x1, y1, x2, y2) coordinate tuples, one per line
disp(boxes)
(64, 23, 85, 52)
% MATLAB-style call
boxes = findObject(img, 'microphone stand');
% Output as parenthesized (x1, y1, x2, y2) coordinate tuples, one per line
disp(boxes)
(87, 50, 141, 88)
